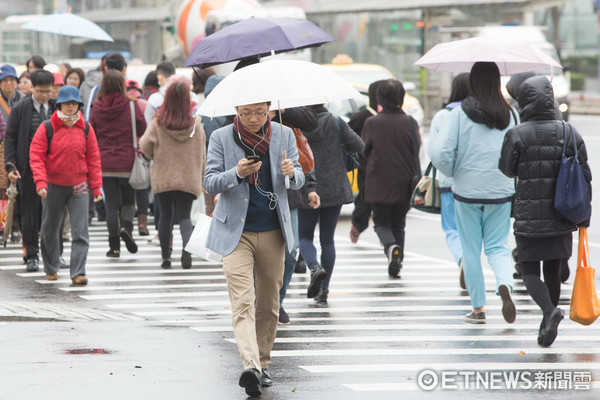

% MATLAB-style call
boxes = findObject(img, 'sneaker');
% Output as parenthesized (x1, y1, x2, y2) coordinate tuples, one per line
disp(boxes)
(181, 250, 192, 269)
(45, 273, 58, 281)
(239, 368, 261, 397)
(350, 225, 360, 243)
(278, 306, 290, 324)
(71, 275, 88, 285)
(306, 264, 326, 298)
(464, 311, 486, 324)
(459, 258, 466, 290)
(147, 234, 160, 246)
(387, 245, 401, 278)
(499, 284, 516, 323)
(541, 308, 564, 347)
(119, 227, 138, 253)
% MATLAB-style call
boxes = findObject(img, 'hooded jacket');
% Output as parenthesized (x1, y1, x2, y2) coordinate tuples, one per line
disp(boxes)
(427, 101, 461, 190)
(499, 76, 592, 236)
(139, 117, 206, 198)
(29, 111, 102, 197)
(429, 96, 518, 203)
(89, 92, 147, 173)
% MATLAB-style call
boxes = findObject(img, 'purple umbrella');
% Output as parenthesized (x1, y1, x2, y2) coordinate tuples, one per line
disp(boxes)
(182, 17, 334, 68)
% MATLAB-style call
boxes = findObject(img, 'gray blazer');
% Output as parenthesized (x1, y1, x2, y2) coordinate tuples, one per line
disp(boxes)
(204, 123, 305, 256)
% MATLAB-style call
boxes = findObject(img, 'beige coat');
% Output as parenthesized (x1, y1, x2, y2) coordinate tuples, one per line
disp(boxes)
(139, 117, 206, 198)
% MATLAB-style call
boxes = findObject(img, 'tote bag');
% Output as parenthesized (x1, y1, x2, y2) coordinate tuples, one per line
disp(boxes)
(554, 121, 590, 225)
(569, 227, 600, 325)
(410, 162, 441, 214)
(127, 101, 151, 190)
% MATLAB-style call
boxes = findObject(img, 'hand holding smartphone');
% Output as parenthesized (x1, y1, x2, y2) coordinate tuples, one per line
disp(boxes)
(246, 155, 261, 164)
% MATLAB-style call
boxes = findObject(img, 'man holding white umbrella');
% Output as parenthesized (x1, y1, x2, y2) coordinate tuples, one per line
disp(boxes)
(204, 100, 303, 397)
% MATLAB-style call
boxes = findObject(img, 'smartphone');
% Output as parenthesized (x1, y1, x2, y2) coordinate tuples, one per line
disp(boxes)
(246, 155, 261, 164)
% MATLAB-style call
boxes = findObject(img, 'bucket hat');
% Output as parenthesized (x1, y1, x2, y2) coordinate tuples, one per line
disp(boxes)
(56, 85, 83, 107)
(0, 64, 19, 82)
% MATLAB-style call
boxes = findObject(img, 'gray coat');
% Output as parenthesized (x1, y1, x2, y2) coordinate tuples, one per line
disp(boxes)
(299, 106, 364, 209)
(204, 123, 304, 256)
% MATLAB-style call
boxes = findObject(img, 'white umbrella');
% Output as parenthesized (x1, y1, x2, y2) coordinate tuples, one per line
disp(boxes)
(199, 59, 362, 118)
(21, 13, 114, 42)
(414, 37, 562, 75)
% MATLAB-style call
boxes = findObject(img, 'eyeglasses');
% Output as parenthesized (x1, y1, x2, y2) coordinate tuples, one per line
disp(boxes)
(238, 112, 268, 118)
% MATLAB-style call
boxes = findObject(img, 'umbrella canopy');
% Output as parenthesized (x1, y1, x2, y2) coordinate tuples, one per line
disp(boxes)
(183, 17, 334, 68)
(414, 37, 562, 75)
(21, 13, 114, 42)
(3, 182, 18, 248)
(198, 59, 361, 118)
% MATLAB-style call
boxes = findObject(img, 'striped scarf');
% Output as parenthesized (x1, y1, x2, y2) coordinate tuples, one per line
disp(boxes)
(233, 115, 272, 185)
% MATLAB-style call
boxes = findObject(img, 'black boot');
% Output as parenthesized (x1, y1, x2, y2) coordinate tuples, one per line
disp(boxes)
(106, 236, 120, 258)
(314, 286, 328, 304)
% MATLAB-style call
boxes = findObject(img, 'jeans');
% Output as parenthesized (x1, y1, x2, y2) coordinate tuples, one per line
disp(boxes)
(156, 191, 194, 260)
(454, 200, 513, 309)
(298, 205, 342, 288)
(371, 202, 410, 259)
(279, 208, 299, 305)
(441, 192, 463, 264)
(102, 177, 136, 237)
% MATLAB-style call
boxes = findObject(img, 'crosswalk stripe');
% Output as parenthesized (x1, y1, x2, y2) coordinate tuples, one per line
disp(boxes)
(300, 362, 600, 373)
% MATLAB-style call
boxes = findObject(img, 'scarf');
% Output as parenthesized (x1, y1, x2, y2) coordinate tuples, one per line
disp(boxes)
(232, 115, 272, 185)
(57, 110, 79, 128)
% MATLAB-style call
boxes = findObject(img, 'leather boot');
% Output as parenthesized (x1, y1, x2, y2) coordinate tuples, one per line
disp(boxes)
(106, 236, 120, 258)
(314, 286, 328, 304)
(138, 214, 149, 236)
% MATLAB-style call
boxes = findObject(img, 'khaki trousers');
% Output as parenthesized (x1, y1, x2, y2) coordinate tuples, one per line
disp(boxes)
(223, 229, 285, 370)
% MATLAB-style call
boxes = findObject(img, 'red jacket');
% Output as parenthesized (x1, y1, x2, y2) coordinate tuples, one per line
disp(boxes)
(89, 92, 146, 173)
(29, 111, 103, 197)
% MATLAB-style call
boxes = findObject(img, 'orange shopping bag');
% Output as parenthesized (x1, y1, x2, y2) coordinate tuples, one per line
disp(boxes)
(569, 227, 600, 325)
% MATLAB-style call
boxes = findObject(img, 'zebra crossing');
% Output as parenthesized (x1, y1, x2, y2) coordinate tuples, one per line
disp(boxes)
(1, 220, 598, 397)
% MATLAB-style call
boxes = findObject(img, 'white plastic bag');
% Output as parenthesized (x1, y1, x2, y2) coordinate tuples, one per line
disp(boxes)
(185, 213, 222, 263)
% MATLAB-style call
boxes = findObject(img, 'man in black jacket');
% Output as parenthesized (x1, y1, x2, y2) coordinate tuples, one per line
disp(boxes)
(4, 70, 55, 272)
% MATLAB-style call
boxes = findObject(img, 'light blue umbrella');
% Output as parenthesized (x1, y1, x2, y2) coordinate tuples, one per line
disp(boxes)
(21, 13, 114, 42)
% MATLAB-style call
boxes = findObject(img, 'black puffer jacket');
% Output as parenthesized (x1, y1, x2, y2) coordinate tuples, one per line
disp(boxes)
(499, 76, 592, 237)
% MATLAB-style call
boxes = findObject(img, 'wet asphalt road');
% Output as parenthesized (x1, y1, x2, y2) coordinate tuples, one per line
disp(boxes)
(1, 114, 600, 400)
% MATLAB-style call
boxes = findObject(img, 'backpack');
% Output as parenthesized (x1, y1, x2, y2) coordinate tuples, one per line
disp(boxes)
(45, 120, 90, 155)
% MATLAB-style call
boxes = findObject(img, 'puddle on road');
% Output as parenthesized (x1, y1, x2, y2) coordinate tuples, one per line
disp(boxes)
(65, 348, 112, 355)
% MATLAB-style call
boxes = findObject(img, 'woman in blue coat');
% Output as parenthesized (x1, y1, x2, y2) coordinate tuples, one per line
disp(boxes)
(430, 62, 519, 324)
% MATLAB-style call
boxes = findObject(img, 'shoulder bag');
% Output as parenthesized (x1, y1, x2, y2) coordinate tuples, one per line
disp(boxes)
(128, 101, 151, 190)
(410, 162, 441, 214)
(554, 121, 590, 224)
(291, 126, 314, 173)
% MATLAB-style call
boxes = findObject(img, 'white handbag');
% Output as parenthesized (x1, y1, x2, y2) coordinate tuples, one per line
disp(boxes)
(127, 101, 151, 190)
(185, 213, 222, 263)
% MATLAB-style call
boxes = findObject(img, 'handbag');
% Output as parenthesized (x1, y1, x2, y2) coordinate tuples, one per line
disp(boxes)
(127, 101, 151, 190)
(554, 121, 590, 225)
(291, 126, 314, 173)
(336, 117, 359, 172)
(185, 213, 222, 263)
(408, 116, 422, 193)
(569, 227, 600, 325)
(410, 162, 441, 214)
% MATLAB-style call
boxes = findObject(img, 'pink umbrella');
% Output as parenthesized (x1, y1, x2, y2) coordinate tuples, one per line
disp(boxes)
(414, 37, 562, 75)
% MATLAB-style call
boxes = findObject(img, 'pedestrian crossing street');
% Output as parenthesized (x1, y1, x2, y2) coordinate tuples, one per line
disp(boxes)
(1, 221, 599, 397)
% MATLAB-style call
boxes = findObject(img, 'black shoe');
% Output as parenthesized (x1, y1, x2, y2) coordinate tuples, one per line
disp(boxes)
(161, 259, 171, 269)
(239, 368, 262, 396)
(387, 245, 401, 278)
(294, 259, 307, 274)
(106, 249, 120, 258)
(560, 259, 570, 283)
(260, 368, 273, 387)
(278, 306, 290, 324)
(499, 284, 516, 323)
(314, 287, 328, 304)
(25, 259, 39, 272)
(542, 308, 564, 347)
(306, 264, 326, 298)
(537, 319, 546, 346)
(119, 227, 138, 253)
(181, 250, 192, 269)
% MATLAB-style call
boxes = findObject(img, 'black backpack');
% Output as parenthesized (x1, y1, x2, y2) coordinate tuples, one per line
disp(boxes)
(44, 120, 90, 154)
